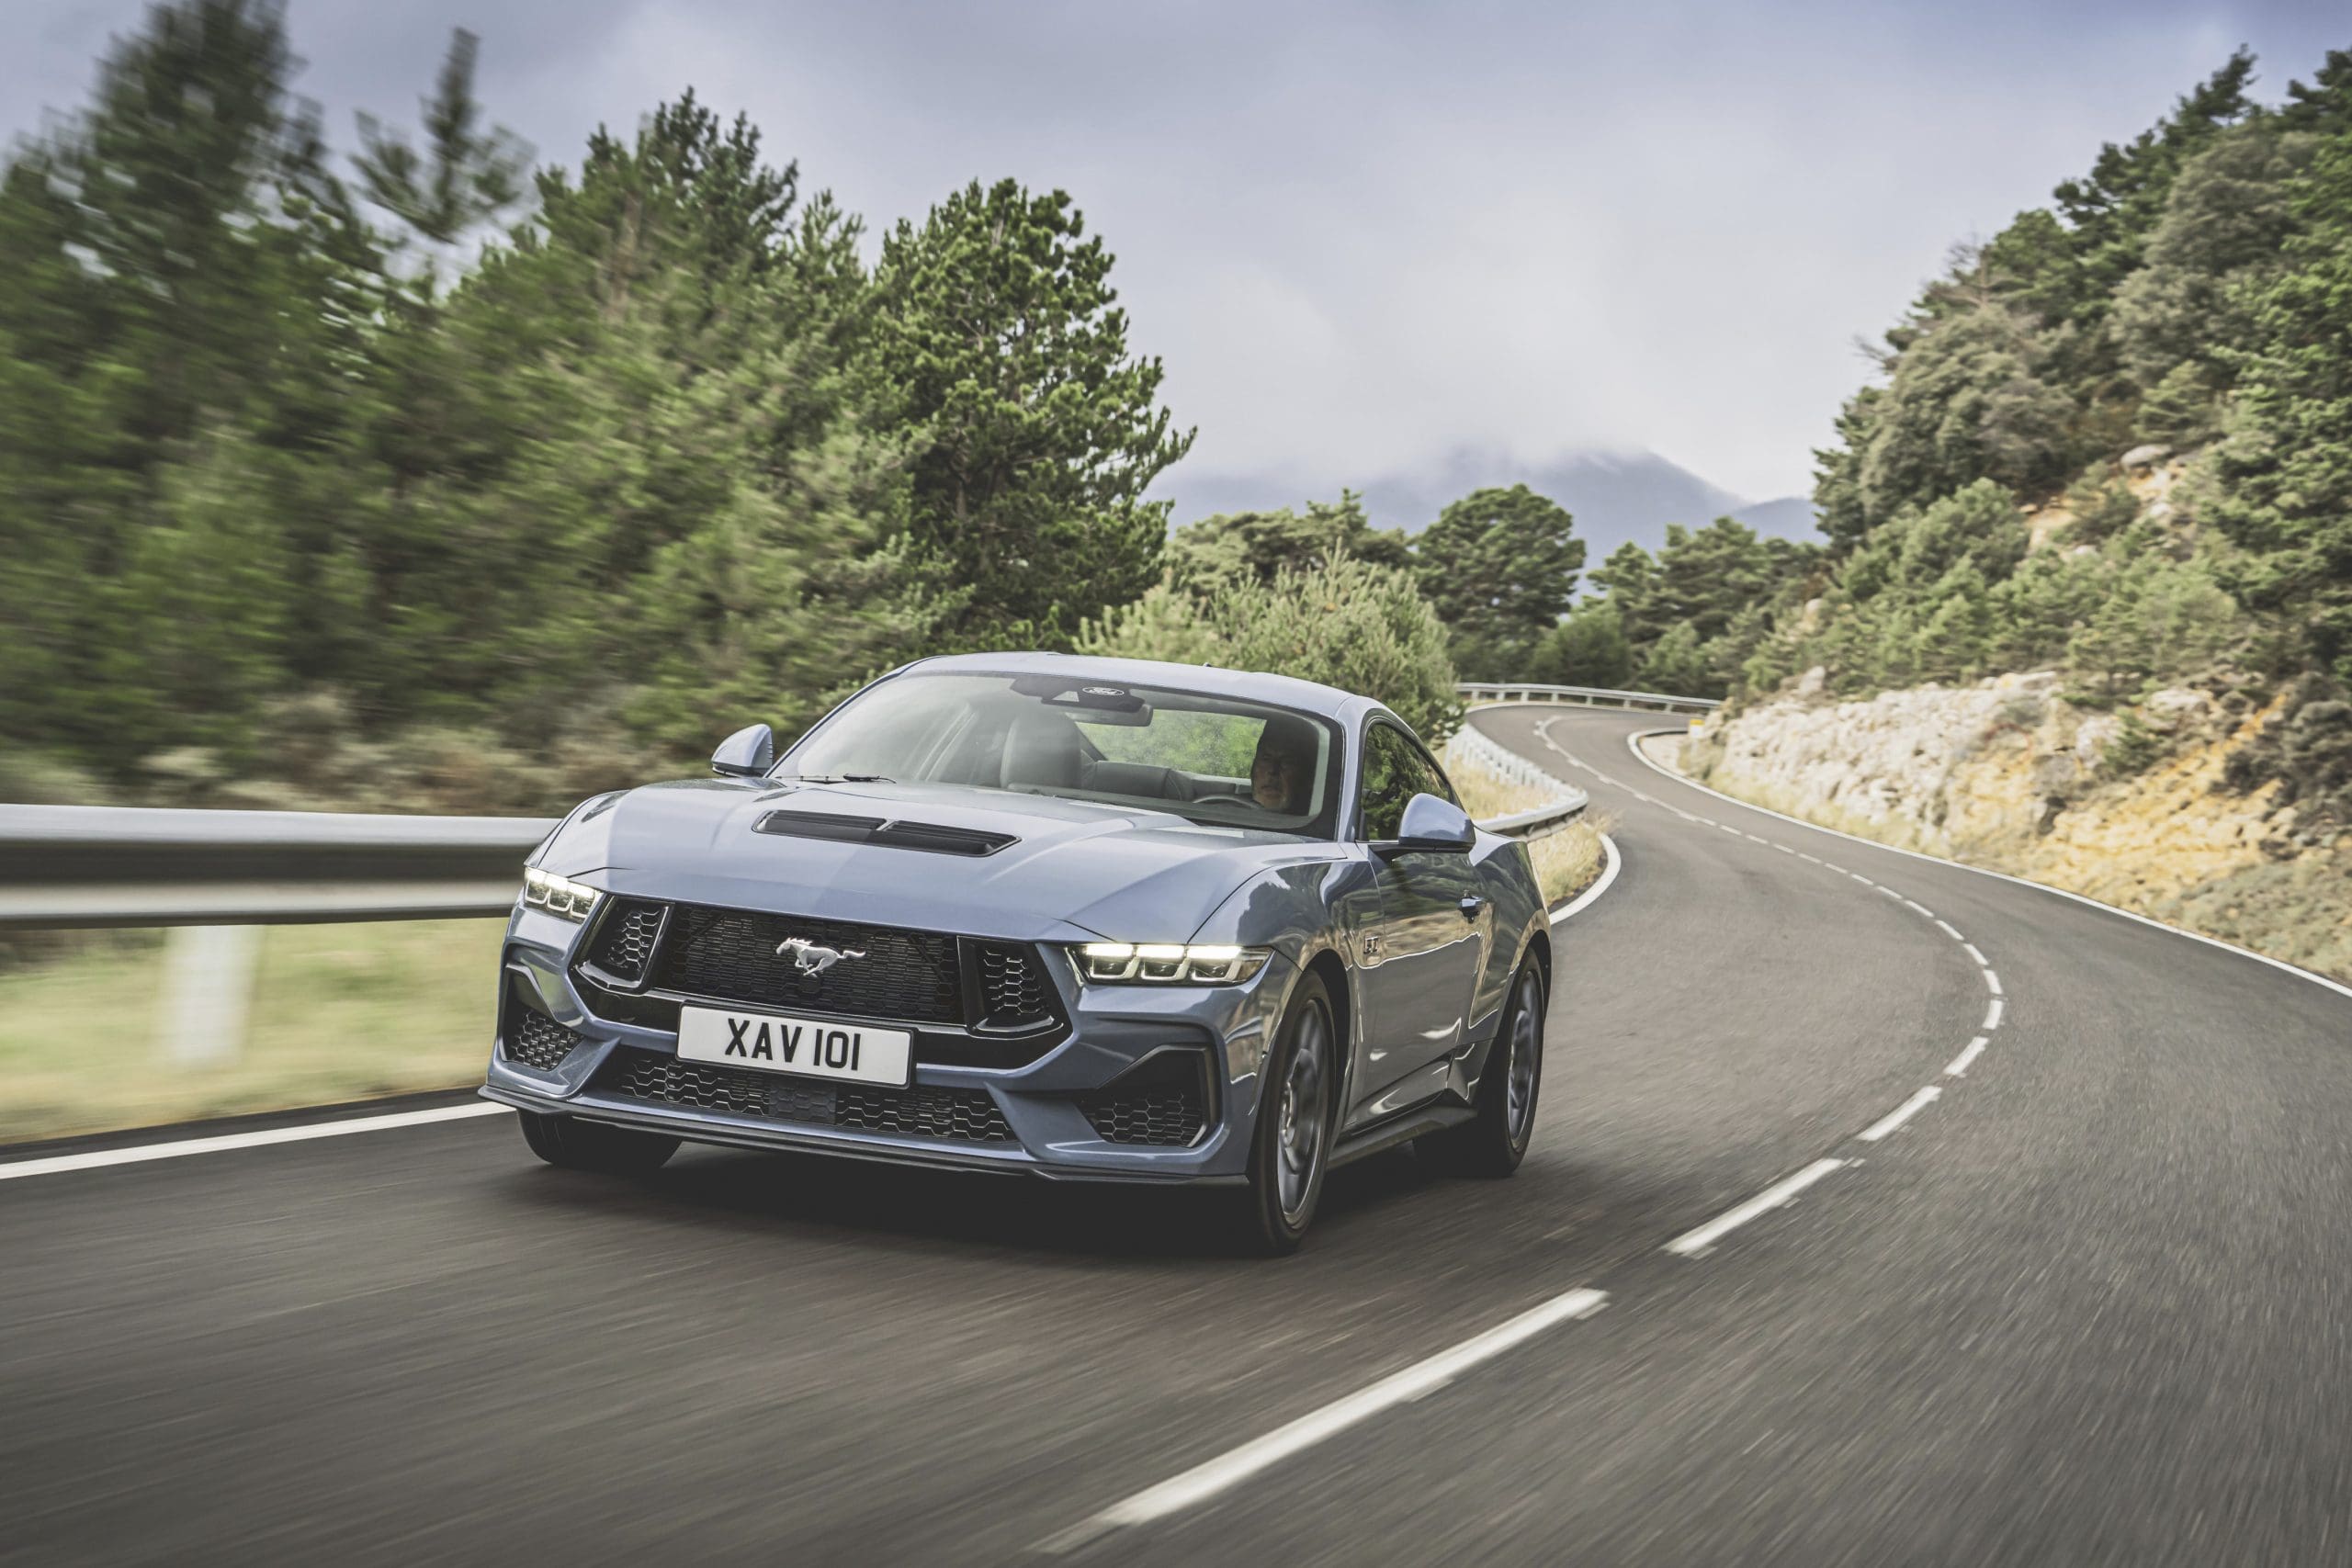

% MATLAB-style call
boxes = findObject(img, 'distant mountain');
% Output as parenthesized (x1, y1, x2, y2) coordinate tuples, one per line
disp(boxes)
(1151, 447, 1819, 576)
(1728, 495, 1821, 541)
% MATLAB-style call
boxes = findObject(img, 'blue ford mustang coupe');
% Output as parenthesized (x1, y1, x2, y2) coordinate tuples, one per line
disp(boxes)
(481, 653, 1552, 1251)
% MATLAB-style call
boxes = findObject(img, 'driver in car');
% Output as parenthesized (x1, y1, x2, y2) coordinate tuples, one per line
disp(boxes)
(1249, 717, 1317, 812)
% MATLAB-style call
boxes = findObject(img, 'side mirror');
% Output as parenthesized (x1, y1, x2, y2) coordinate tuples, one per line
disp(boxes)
(1391, 793, 1476, 853)
(710, 723, 776, 778)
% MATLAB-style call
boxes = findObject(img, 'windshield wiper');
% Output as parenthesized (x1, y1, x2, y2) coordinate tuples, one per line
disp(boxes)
(775, 773, 895, 784)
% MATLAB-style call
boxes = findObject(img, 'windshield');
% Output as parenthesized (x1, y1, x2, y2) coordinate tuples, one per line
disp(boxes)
(783, 671, 1344, 838)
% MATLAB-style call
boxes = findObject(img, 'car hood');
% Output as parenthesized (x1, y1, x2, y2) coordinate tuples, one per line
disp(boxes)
(538, 777, 1342, 943)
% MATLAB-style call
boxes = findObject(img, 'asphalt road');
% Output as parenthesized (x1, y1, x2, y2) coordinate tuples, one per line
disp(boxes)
(7, 705, 2351, 1566)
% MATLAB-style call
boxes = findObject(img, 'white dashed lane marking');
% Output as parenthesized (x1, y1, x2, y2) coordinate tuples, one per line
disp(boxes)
(1946, 1037, 1989, 1077)
(1666, 1159, 1849, 1258)
(1858, 1086, 1941, 1143)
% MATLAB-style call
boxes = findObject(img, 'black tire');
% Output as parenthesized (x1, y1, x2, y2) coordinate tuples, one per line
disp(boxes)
(1419, 957, 1544, 1179)
(518, 1110, 680, 1176)
(1237, 971, 1339, 1256)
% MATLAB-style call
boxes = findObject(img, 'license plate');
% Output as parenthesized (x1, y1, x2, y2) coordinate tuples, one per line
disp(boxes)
(676, 1006, 912, 1088)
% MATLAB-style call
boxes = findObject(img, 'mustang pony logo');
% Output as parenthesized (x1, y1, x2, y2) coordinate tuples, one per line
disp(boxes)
(775, 937, 866, 977)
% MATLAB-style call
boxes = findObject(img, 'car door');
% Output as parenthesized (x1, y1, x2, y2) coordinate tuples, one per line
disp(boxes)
(1348, 722, 1487, 1121)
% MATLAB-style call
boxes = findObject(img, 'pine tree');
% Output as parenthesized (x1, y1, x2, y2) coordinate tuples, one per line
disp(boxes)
(873, 179, 1193, 646)
(1412, 484, 1585, 680)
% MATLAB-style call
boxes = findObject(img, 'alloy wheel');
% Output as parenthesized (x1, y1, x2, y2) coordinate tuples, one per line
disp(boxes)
(1504, 970, 1542, 1147)
(1277, 1003, 1329, 1222)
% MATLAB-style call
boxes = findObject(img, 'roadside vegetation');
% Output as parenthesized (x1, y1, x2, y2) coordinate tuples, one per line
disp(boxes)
(1555, 47, 2352, 848)
(1447, 753, 1610, 907)
(0, 0, 1600, 819)
(0, 920, 499, 1143)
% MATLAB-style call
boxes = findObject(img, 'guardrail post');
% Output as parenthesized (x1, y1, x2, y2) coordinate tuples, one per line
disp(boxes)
(156, 924, 262, 1066)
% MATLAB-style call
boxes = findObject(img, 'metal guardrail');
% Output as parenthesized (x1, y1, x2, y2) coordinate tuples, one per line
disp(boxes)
(1459, 682, 1719, 715)
(1445, 722, 1589, 840)
(0, 804, 555, 931)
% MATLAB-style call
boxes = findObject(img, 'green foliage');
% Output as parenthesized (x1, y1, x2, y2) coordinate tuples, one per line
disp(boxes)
(2100, 712, 2168, 779)
(1167, 491, 1410, 593)
(1411, 484, 1585, 680)
(1573, 519, 1816, 699)
(2063, 468, 2143, 542)
(1634, 623, 1710, 698)
(2209, 126, 2352, 690)
(1757, 37, 2349, 827)
(1079, 550, 1461, 745)
(873, 178, 1193, 647)
(1534, 600, 1634, 688)
(0, 5, 1200, 802)
(353, 30, 529, 253)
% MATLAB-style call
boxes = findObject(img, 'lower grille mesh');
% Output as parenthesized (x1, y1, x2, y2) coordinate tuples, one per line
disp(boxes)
(602, 1055, 1013, 1144)
(1079, 1053, 1210, 1146)
(505, 1009, 586, 1070)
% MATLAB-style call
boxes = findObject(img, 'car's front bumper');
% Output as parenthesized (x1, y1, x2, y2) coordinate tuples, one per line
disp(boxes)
(481, 908, 1292, 1184)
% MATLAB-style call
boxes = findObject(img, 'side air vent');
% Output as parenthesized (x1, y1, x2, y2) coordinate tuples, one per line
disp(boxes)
(754, 810, 1017, 858)
(582, 898, 668, 988)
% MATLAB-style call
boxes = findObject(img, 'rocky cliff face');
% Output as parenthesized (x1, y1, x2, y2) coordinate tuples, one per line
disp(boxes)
(1679, 671, 2352, 982)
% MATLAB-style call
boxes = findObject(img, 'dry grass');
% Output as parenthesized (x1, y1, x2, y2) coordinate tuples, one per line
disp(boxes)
(0, 919, 503, 1144)
(1452, 761, 1611, 907)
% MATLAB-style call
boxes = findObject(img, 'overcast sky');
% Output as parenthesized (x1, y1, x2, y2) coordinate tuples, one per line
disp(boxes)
(12, 0, 2348, 505)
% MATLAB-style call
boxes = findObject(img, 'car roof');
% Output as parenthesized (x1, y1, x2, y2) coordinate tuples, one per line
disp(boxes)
(896, 651, 1376, 724)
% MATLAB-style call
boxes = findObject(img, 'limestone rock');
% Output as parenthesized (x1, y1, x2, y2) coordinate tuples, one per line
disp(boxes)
(2141, 688, 2212, 734)
(2120, 443, 2173, 472)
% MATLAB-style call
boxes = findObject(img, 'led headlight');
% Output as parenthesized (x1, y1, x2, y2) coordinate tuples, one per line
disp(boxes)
(520, 866, 603, 922)
(1075, 942, 1271, 984)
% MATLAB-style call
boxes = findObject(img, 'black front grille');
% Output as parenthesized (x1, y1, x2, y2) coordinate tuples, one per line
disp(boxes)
(601, 1053, 1012, 1143)
(653, 906, 964, 1024)
(974, 942, 1056, 1032)
(505, 1009, 586, 1071)
(585, 899, 665, 984)
(1079, 1052, 1210, 1146)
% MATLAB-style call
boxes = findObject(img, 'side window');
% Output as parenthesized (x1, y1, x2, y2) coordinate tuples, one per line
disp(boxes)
(1358, 726, 1418, 840)
(1419, 751, 1460, 808)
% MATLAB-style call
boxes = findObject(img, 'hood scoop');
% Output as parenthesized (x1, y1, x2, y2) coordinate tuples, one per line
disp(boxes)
(753, 808, 1019, 858)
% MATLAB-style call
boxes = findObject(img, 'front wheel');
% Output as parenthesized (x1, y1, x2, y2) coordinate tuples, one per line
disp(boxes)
(1419, 958, 1544, 1178)
(1237, 972, 1338, 1256)
(518, 1110, 679, 1176)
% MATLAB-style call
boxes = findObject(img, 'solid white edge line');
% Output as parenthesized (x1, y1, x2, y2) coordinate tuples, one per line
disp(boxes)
(1984, 996, 2006, 1031)
(1664, 1158, 1848, 1258)
(1610, 723, 2352, 1006)
(1984, 969, 2004, 996)
(0, 1102, 511, 1182)
(1858, 1086, 1941, 1143)
(1946, 1037, 1989, 1077)
(1044, 1287, 1610, 1549)
(1550, 832, 1623, 924)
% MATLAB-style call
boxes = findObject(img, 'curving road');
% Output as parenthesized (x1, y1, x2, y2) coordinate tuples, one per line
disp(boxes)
(6, 705, 2352, 1565)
